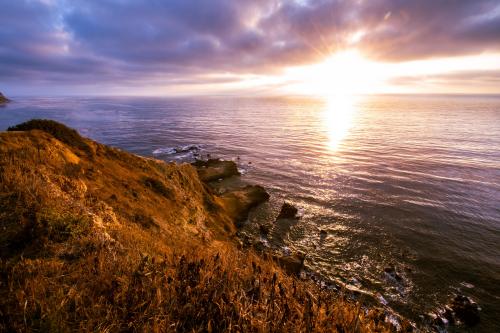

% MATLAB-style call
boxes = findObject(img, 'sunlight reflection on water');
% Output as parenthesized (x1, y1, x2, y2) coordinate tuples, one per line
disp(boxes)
(323, 95, 358, 151)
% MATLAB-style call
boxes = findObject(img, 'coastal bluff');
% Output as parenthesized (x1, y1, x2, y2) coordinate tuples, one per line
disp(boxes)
(0, 92, 10, 104)
(0, 120, 398, 332)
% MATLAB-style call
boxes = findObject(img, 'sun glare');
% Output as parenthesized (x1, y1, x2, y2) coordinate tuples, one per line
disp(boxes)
(282, 50, 370, 151)
(280, 50, 373, 151)
(285, 50, 387, 97)
(282, 49, 500, 96)
(323, 93, 359, 151)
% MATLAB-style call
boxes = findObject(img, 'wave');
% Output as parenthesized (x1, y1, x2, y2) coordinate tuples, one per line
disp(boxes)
(153, 144, 203, 156)
(152, 144, 206, 162)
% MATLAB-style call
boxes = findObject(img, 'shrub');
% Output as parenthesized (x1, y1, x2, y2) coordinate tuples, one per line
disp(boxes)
(36, 209, 92, 243)
(7, 119, 91, 154)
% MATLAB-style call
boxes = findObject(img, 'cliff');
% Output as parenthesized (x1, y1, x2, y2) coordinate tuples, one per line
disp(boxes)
(0, 92, 10, 104)
(0, 120, 397, 332)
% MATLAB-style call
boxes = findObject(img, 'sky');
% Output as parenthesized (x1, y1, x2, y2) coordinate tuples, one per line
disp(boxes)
(1, 0, 499, 96)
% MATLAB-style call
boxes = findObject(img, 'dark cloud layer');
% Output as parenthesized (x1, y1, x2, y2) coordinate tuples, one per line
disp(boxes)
(1, 0, 499, 92)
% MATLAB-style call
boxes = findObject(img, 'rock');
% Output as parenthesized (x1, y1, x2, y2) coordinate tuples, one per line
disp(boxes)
(451, 295, 480, 326)
(319, 230, 327, 244)
(192, 159, 239, 182)
(253, 238, 270, 252)
(174, 144, 199, 154)
(276, 202, 299, 220)
(376, 293, 388, 306)
(384, 266, 403, 282)
(258, 223, 271, 236)
(282, 246, 292, 256)
(274, 252, 306, 276)
(443, 306, 455, 325)
(0, 92, 11, 104)
(220, 185, 270, 222)
(432, 315, 447, 327)
(235, 231, 252, 249)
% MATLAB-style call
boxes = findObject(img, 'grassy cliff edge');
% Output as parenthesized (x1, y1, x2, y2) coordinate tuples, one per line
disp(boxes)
(0, 120, 400, 332)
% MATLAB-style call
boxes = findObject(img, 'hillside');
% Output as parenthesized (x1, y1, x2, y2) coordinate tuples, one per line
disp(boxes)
(0, 120, 398, 332)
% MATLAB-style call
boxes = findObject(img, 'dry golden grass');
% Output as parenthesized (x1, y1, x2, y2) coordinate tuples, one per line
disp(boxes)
(0, 121, 404, 332)
(1, 243, 398, 332)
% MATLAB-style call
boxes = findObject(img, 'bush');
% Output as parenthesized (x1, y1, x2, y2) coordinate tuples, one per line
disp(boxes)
(37, 209, 92, 243)
(7, 119, 91, 154)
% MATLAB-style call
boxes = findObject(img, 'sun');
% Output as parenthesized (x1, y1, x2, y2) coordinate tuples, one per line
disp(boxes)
(284, 50, 387, 97)
(280, 50, 385, 151)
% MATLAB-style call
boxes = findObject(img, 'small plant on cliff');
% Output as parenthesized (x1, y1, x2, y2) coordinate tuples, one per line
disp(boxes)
(36, 209, 92, 243)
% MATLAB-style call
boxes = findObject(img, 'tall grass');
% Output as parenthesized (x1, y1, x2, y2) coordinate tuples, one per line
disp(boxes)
(0, 241, 397, 332)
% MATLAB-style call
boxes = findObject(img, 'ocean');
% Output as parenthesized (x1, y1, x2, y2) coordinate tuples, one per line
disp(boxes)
(1, 94, 499, 331)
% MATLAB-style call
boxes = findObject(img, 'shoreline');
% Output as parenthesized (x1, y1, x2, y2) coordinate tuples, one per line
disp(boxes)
(188, 153, 483, 332)
(0, 119, 482, 332)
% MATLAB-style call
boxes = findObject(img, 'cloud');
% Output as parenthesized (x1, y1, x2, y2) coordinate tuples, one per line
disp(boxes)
(386, 69, 500, 94)
(0, 0, 499, 93)
(357, 0, 500, 60)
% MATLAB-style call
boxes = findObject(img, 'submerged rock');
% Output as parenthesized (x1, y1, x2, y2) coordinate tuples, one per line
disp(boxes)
(0, 92, 10, 104)
(175, 144, 199, 154)
(276, 202, 299, 220)
(220, 185, 269, 222)
(451, 295, 480, 326)
(192, 158, 239, 182)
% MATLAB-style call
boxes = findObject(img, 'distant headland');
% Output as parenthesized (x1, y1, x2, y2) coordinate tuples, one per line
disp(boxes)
(0, 91, 10, 104)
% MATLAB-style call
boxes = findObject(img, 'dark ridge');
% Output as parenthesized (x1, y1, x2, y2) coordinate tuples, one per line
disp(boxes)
(7, 119, 91, 155)
(0, 92, 10, 104)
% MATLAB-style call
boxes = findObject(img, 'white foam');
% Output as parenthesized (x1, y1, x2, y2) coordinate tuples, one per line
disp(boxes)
(152, 144, 203, 156)
(152, 147, 176, 155)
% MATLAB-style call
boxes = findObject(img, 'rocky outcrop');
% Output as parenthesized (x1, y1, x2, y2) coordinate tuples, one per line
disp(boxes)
(451, 295, 480, 326)
(192, 158, 269, 223)
(274, 252, 306, 276)
(384, 266, 403, 282)
(427, 294, 481, 330)
(220, 185, 269, 222)
(0, 92, 10, 104)
(192, 158, 239, 182)
(276, 202, 299, 219)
